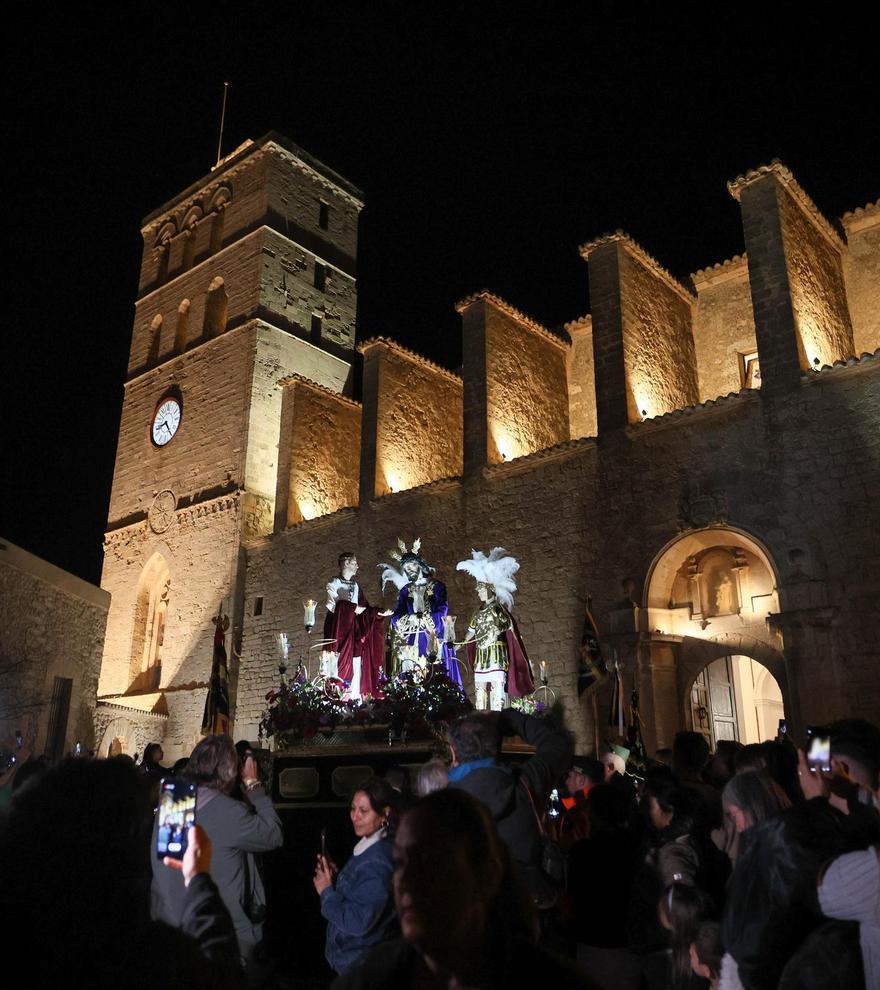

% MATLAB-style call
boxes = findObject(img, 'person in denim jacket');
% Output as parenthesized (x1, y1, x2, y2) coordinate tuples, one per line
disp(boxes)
(314, 777, 399, 975)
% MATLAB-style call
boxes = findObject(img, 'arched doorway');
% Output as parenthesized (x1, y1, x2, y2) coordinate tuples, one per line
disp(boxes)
(96, 715, 140, 759)
(690, 654, 785, 746)
(640, 526, 791, 749)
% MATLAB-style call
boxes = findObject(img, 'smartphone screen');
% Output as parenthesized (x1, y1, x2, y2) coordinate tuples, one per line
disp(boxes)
(156, 778, 197, 860)
(806, 728, 831, 773)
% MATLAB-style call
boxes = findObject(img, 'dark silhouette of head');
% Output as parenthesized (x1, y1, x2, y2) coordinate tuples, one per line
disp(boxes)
(1, 757, 153, 981)
(672, 731, 710, 778)
(446, 713, 501, 764)
(185, 734, 238, 794)
(393, 788, 536, 967)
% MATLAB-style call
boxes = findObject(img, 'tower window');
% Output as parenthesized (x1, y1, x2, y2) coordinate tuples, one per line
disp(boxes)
(129, 555, 171, 691)
(254, 596, 264, 617)
(182, 229, 197, 272)
(203, 277, 228, 337)
(319, 201, 330, 230)
(314, 262, 326, 292)
(311, 313, 323, 340)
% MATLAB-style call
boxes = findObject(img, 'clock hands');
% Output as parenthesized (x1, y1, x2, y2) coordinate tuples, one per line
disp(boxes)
(152, 399, 180, 445)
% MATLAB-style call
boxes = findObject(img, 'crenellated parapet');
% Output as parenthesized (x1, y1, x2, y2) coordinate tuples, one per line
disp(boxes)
(358, 337, 463, 502)
(581, 231, 700, 428)
(266, 160, 878, 536)
(274, 374, 362, 529)
(840, 199, 880, 357)
(729, 160, 854, 387)
(457, 291, 570, 470)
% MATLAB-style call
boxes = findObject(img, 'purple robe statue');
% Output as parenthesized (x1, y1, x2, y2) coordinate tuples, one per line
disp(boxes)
(390, 577, 461, 686)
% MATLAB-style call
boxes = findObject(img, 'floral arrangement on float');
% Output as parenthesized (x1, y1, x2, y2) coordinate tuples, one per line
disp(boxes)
(509, 695, 548, 717)
(370, 669, 472, 739)
(259, 664, 472, 746)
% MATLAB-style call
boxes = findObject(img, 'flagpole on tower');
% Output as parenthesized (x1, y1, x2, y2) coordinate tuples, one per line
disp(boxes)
(215, 81, 229, 168)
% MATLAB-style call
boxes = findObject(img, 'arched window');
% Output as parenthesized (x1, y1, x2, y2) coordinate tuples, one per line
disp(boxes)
(156, 222, 176, 285)
(148, 314, 163, 365)
(181, 207, 203, 272)
(207, 186, 231, 256)
(129, 554, 171, 691)
(209, 206, 226, 254)
(174, 299, 190, 353)
(182, 229, 197, 271)
(157, 244, 170, 285)
(204, 277, 228, 337)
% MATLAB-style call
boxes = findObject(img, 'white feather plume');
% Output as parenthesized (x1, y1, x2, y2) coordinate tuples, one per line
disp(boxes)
(456, 546, 520, 609)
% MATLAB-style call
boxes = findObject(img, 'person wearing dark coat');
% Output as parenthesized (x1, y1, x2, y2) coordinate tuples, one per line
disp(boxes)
(2, 757, 243, 990)
(151, 734, 283, 965)
(445, 709, 571, 907)
(332, 789, 598, 990)
(722, 797, 872, 990)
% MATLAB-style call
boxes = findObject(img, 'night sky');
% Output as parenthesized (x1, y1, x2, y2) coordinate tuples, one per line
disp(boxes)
(3, 4, 877, 585)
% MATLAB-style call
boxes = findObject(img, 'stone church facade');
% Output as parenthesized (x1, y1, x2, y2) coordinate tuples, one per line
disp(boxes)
(95, 133, 879, 759)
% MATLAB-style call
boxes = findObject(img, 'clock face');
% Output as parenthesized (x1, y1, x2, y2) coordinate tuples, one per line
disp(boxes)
(151, 397, 182, 447)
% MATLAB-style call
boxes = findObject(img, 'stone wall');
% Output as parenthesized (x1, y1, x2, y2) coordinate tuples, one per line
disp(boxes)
(244, 323, 352, 540)
(281, 378, 362, 525)
(265, 143, 362, 267)
(691, 256, 758, 400)
(138, 145, 269, 296)
(458, 293, 570, 465)
(361, 339, 463, 495)
(109, 327, 257, 526)
(485, 299, 570, 462)
(842, 201, 880, 356)
(774, 174, 854, 367)
(259, 228, 358, 352)
(98, 494, 242, 700)
(565, 316, 598, 439)
(584, 235, 700, 426)
(234, 355, 880, 753)
(131, 233, 262, 373)
(618, 240, 700, 419)
(0, 539, 109, 755)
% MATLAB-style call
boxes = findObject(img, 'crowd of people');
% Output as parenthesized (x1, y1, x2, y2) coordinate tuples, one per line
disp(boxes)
(2, 713, 879, 989)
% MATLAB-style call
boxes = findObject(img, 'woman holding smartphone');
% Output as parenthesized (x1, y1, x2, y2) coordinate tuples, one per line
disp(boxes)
(313, 777, 399, 975)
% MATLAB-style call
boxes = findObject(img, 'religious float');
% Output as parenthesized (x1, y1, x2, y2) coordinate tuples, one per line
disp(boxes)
(251, 541, 556, 810)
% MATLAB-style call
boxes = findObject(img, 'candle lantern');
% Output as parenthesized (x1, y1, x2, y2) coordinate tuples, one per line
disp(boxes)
(303, 599, 317, 633)
(442, 614, 457, 644)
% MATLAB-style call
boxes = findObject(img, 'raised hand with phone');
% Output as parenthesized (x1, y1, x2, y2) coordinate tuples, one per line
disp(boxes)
(163, 823, 213, 885)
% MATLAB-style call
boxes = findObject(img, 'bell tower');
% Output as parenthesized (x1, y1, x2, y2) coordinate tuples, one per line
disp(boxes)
(95, 134, 363, 758)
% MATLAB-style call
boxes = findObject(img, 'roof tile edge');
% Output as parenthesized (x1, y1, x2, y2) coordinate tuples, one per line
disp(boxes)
(357, 336, 463, 384)
(277, 372, 362, 408)
(579, 231, 696, 305)
(727, 160, 845, 252)
(454, 290, 569, 349)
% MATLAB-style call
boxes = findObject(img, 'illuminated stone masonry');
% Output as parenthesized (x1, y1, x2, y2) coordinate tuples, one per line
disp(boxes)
(96, 137, 880, 759)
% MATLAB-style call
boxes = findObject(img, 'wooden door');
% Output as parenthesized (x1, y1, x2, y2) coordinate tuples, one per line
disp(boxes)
(690, 669, 713, 745)
(707, 656, 739, 742)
